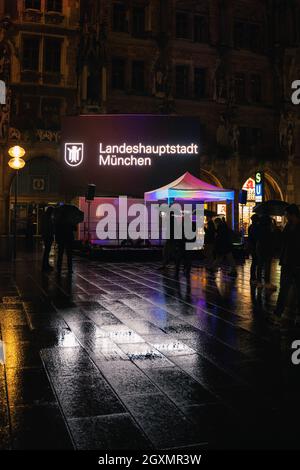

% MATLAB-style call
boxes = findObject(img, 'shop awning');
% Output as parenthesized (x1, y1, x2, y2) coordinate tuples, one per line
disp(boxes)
(144, 172, 235, 202)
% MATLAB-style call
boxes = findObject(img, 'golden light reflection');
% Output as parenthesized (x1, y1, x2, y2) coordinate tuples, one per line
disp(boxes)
(0, 340, 4, 364)
(59, 330, 78, 347)
(2, 327, 18, 368)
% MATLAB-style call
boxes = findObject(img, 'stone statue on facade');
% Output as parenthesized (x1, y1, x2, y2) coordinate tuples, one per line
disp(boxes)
(285, 56, 296, 100)
(213, 57, 227, 103)
(0, 88, 11, 142)
(216, 115, 229, 146)
(152, 54, 171, 98)
(279, 111, 296, 155)
(230, 124, 240, 153)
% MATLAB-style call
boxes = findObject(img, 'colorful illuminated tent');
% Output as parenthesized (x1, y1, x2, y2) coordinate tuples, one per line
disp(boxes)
(144, 172, 235, 202)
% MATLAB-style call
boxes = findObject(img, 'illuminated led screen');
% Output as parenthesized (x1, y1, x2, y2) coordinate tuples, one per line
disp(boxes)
(61, 115, 201, 197)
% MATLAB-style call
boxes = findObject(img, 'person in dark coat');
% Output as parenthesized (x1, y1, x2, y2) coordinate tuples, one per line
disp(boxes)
(211, 218, 237, 276)
(256, 214, 276, 290)
(248, 214, 260, 284)
(175, 214, 194, 277)
(55, 213, 75, 275)
(274, 204, 300, 320)
(160, 211, 176, 269)
(41, 207, 54, 272)
(204, 215, 216, 270)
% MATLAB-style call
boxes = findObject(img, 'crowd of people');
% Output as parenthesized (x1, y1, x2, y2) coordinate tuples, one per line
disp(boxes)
(40, 202, 300, 327)
(204, 204, 300, 327)
(158, 204, 300, 328)
(204, 216, 237, 276)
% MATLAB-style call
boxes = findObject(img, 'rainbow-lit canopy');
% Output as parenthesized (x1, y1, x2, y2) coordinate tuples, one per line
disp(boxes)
(144, 172, 235, 202)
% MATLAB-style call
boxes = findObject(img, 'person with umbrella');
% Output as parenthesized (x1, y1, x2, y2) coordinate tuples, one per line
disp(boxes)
(256, 213, 276, 290)
(248, 214, 260, 284)
(54, 204, 84, 275)
(274, 204, 300, 323)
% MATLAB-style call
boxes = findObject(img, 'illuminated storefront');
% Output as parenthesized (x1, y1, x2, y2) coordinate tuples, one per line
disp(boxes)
(239, 177, 256, 234)
(239, 174, 285, 235)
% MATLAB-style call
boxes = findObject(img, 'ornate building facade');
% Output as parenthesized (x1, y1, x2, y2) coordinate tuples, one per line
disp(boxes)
(1, 0, 300, 236)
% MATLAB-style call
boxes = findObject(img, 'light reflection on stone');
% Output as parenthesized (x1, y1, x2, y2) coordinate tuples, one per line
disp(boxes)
(59, 330, 79, 348)
(0, 340, 5, 364)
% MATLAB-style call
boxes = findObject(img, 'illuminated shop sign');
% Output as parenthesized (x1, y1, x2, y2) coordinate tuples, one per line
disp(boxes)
(255, 171, 264, 203)
(243, 178, 255, 202)
(61, 115, 201, 197)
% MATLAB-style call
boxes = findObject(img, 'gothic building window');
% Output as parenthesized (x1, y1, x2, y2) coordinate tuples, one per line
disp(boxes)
(234, 20, 263, 52)
(41, 97, 62, 129)
(132, 5, 146, 37)
(113, 2, 127, 32)
(194, 68, 206, 99)
(234, 21, 246, 48)
(24, 0, 41, 10)
(46, 0, 63, 13)
(239, 127, 263, 154)
(194, 16, 209, 43)
(250, 74, 262, 103)
(44, 38, 62, 73)
(251, 128, 263, 146)
(175, 65, 189, 98)
(176, 12, 189, 39)
(234, 73, 246, 102)
(132, 61, 145, 92)
(22, 36, 40, 71)
(111, 58, 126, 90)
(248, 23, 262, 52)
(17, 95, 41, 130)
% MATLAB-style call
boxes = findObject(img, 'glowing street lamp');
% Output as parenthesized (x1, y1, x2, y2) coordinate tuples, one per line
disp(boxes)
(8, 157, 26, 170)
(8, 146, 26, 260)
(8, 145, 26, 159)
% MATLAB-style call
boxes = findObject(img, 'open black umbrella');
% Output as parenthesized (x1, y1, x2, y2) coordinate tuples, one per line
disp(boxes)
(55, 205, 84, 225)
(192, 209, 217, 217)
(253, 200, 289, 216)
(204, 209, 217, 218)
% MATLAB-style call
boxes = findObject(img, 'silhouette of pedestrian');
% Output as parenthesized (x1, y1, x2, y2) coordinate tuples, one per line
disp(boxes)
(55, 212, 75, 275)
(211, 218, 237, 276)
(248, 214, 260, 284)
(204, 215, 216, 271)
(275, 204, 300, 321)
(41, 207, 54, 272)
(256, 214, 276, 290)
(175, 214, 193, 277)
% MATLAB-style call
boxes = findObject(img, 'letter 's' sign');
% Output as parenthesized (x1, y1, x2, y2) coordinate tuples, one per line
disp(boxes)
(255, 171, 264, 203)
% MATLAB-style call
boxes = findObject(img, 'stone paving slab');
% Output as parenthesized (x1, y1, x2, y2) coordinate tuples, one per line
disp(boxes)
(0, 255, 299, 449)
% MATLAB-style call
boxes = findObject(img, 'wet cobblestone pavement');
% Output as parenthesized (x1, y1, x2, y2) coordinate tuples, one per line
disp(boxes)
(0, 255, 300, 450)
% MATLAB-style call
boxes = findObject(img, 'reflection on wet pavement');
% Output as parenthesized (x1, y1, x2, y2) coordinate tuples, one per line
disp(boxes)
(0, 340, 4, 364)
(0, 256, 299, 450)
